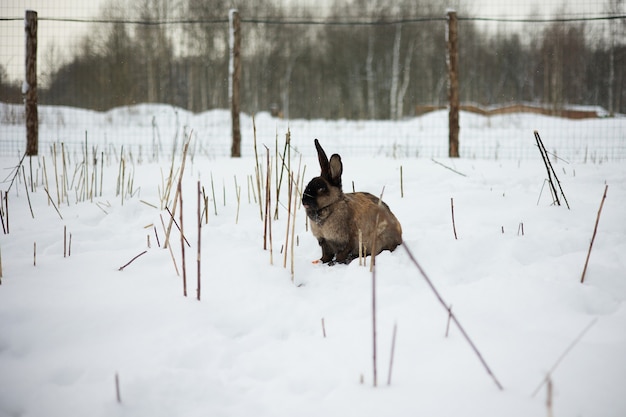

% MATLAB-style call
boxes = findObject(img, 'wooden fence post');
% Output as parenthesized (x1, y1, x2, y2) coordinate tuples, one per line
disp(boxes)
(25, 10, 38, 156)
(229, 9, 242, 158)
(446, 10, 460, 158)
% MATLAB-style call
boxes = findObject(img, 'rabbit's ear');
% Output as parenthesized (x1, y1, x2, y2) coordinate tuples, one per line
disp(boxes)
(315, 139, 330, 179)
(329, 154, 343, 186)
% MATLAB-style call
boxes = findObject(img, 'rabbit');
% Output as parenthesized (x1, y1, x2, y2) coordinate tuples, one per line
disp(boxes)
(302, 139, 403, 265)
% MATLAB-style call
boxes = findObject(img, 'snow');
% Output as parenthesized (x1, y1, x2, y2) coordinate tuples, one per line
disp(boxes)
(1, 104, 626, 417)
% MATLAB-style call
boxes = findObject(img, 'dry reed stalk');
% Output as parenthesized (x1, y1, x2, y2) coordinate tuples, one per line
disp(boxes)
(160, 214, 180, 276)
(0, 194, 5, 234)
(69, 233, 72, 257)
(166, 207, 190, 247)
(400, 165, 404, 198)
(33, 242, 36, 266)
(4, 192, 8, 233)
(274, 130, 291, 220)
(263, 147, 273, 261)
(321, 318, 327, 338)
(518, 222, 525, 236)
(61, 143, 69, 205)
(154, 226, 160, 247)
(42, 156, 50, 206)
(210, 172, 217, 216)
(53, 143, 60, 206)
(451, 198, 458, 240)
(197, 180, 201, 301)
(253, 115, 263, 220)
(235, 185, 242, 224)
(100, 151, 104, 197)
(282, 169, 292, 269)
(402, 242, 504, 391)
(290, 173, 298, 281)
(118, 250, 148, 271)
(140, 200, 158, 209)
(581, 184, 608, 284)
(164, 139, 190, 249)
(369, 187, 385, 272)
(531, 318, 598, 397)
(22, 167, 34, 218)
(445, 304, 453, 337)
(43, 188, 63, 219)
(387, 322, 398, 386)
(178, 180, 187, 297)
(222, 179, 226, 207)
(534, 131, 570, 209)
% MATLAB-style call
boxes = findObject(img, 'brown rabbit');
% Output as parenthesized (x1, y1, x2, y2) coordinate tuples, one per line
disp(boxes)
(302, 139, 403, 264)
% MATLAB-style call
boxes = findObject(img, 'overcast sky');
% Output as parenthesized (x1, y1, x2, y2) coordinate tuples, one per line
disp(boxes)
(0, 0, 614, 82)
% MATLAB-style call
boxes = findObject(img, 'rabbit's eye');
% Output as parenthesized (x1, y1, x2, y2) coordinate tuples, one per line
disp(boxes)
(318, 186, 326, 193)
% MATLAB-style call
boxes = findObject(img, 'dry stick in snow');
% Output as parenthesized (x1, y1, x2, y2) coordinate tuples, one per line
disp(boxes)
(531, 318, 598, 397)
(282, 169, 292, 269)
(321, 318, 327, 338)
(445, 304, 453, 337)
(534, 131, 570, 209)
(160, 214, 180, 276)
(154, 226, 160, 247)
(431, 158, 467, 177)
(118, 250, 148, 271)
(450, 198, 458, 240)
(580, 184, 608, 284)
(210, 172, 217, 216)
(290, 173, 299, 282)
(402, 243, 504, 390)
(22, 167, 34, 218)
(387, 322, 398, 386)
(43, 188, 63, 219)
(33, 242, 36, 266)
(197, 180, 201, 301)
(253, 115, 263, 220)
(400, 165, 404, 198)
(179, 180, 187, 297)
(164, 139, 190, 249)
(166, 207, 191, 247)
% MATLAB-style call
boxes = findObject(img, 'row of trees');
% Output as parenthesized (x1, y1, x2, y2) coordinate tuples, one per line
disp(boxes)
(1, 0, 624, 118)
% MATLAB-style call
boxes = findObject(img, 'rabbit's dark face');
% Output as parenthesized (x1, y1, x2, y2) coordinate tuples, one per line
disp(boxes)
(302, 177, 330, 211)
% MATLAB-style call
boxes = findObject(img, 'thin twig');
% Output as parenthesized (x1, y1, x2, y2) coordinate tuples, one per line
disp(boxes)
(431, 158, 467, 177)
(451, 198, 458, 240)
(580, 185, 608, 284)
(387, 322, 398, 386)
(402, 242, 504, 390)
(118, 250, 148, 271)
(531, 318, 598, 397)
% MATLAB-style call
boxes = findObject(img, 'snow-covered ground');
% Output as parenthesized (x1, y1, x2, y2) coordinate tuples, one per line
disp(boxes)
(1, 104, 625, 417)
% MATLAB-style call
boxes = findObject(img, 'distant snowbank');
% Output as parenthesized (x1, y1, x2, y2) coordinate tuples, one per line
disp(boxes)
(1, 102, 625, 162)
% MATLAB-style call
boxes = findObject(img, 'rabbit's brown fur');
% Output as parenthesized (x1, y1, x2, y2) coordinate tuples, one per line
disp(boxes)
(302, 139, 402, 264)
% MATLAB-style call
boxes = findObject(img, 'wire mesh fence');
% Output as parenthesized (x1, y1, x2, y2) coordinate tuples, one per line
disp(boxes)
(1, 1, 625, 160)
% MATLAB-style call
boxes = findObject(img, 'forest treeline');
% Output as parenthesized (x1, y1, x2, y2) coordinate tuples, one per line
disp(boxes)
(1, 0, 624, 118)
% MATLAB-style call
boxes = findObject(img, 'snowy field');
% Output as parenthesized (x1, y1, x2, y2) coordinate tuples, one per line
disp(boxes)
(1, 104, 625, 417)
